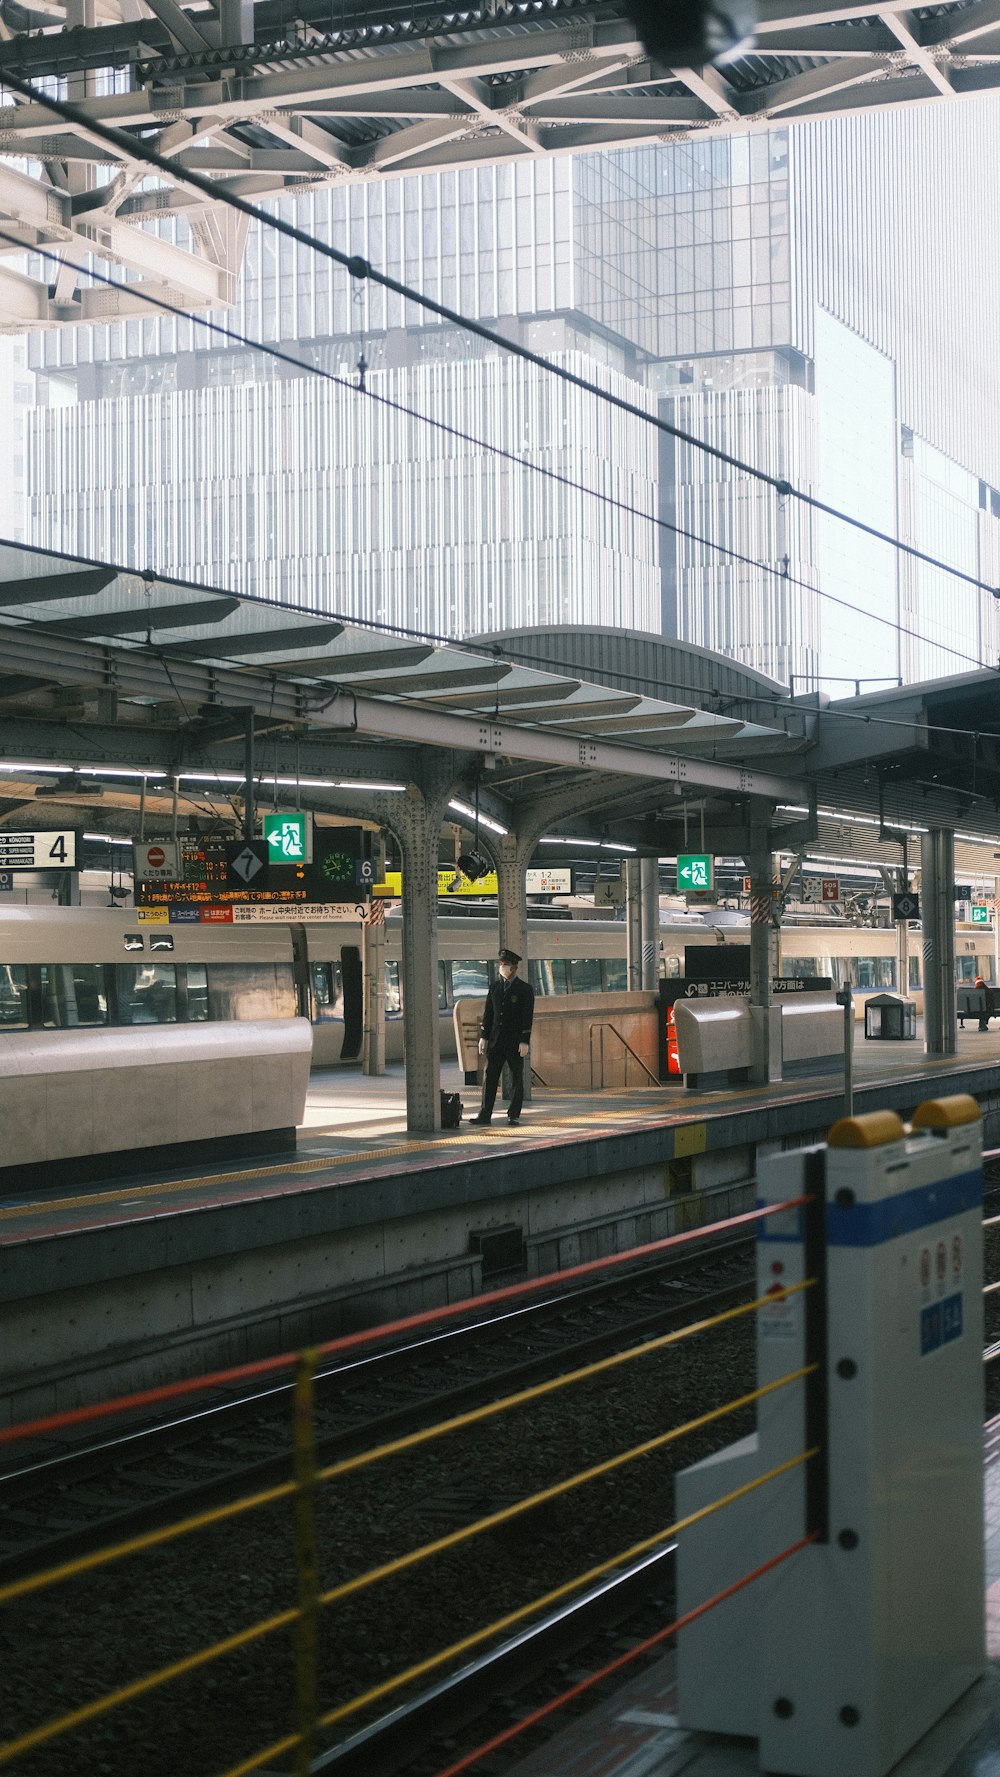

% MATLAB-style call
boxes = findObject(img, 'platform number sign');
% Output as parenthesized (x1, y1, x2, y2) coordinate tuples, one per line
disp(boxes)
(677, 853, 714, 892)
(892, 891, 921, 922)
(0, 830, 76, 870)
(972, 904, 990, 925)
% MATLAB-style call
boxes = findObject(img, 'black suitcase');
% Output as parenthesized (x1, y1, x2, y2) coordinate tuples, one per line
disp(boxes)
(440, 1091, 463, 1129)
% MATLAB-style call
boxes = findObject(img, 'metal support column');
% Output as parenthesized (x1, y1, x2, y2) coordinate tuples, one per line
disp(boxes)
(626, 858, 643, 991)
(362, 834, 387, 1077)
(243, 709, 255, 843)
(640, 855, 659, 991)
(921, 828, 957, 1056)
(748, 840, 782, 1085)
(398, 787, 444, 1132)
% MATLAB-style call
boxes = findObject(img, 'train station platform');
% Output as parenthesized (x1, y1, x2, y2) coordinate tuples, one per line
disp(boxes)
(4, 1022, 1000, 1424)
(503, 1419, 1000, 1777)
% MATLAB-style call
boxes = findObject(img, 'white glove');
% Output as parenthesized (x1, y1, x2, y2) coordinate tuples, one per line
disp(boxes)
(518, 1042, 529, 1058)
(478, 1038, 487, 1055)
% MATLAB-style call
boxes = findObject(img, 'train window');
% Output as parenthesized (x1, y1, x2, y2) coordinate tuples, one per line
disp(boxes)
(437, 962, 449, 1011)
(782, 956, 820, 977)
(41, 964, 108, 1028)
(569, 957, 602, 994)
(115, 964, 178, 1024)
(384, 960, 402, 1017)
(663, 954, 682, 979)
(452, 959, 490, 999)
(184, 965, 210, 1021)
(532, 959, 569, 995)
(0, 964, 28, 1028)
(311, 962, 344, 1020)
(851, 957, 896, 990)
(604, 958, 627, 991)
(909, 956, 922, 990)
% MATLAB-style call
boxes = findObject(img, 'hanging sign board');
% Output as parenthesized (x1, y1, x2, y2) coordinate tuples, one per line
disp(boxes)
(0, 831, 76, 870)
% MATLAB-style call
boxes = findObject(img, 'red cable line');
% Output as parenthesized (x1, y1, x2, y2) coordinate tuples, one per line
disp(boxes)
(0, 1197, 809, 1449)
(431, 1534, 819, 1777)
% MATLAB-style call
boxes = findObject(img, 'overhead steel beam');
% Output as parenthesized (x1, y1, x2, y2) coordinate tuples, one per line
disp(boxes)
(1, 1, 997, 329)
(0, 623, 806, 802)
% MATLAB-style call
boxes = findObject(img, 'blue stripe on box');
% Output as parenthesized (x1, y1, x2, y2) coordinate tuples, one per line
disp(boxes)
(827, 1169, 981, 1247)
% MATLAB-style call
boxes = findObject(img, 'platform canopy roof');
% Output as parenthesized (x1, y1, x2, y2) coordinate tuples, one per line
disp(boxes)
(1, 1, 1000, 330)
(0, 539, 997, 878)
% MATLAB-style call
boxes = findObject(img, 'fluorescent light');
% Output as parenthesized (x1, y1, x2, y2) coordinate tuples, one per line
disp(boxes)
(0, 761, 72, 774)
(540, 836, 602, 847)
(448, 798, 508, 835)
(83, 831, 130, 844)
(601, 842, 636, 853)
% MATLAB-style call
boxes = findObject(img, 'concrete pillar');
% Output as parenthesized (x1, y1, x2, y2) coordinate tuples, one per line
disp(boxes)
(748, 844, 782, 1085)
(640, 856, 660, 991)
(362, 833, 387, 1076)
(626, 858, 643, 991)
(397, 786, 444, 1132)
(921, 828, 957, 1056)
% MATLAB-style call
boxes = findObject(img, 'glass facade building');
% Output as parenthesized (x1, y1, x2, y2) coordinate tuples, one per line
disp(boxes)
(23, 103, 1000, 689)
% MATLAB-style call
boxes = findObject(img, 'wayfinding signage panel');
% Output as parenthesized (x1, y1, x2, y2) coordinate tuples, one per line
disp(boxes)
(972, 904, 990, 925)
(135, 828, 370, 907)
(263, 811, 313, 864)
(0, 830, 76, 870)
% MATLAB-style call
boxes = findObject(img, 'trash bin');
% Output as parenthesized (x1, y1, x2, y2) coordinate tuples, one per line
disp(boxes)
(864, 993, 916, 1040)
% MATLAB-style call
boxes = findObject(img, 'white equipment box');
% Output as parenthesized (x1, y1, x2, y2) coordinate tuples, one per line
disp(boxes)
(677, 1095, 985, 1777)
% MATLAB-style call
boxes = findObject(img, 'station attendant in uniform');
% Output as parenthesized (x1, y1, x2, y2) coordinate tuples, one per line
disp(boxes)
(469, 948, 535, 1126)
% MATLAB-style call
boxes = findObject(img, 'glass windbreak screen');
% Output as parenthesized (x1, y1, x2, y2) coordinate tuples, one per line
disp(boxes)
(569, 957, 603, 994)
(909, 955, 922, 990)
(42, 964, 108, 1027)
(0, 965, 28, 1027)
(604, 958, 627, 991)
(451, 960, 490, 998)
(438, 962, 449, 1011)
(116, 964, 178, 1023)
(532, 959, 569, 995)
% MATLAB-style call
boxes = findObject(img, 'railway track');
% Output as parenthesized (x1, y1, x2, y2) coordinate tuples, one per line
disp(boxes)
(0, 1235, 756, 1583)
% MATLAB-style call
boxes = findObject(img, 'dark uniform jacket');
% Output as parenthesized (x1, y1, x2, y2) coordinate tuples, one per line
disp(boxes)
(481, 975, 535, 1056)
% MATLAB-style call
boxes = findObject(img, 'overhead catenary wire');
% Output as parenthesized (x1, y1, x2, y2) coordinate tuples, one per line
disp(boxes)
(0, 222, 994, 754)
(2, 65, 1000, 604)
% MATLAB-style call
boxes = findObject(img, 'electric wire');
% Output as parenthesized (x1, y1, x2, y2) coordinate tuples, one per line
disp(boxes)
(0, 222, 994, 748)
(2, 64, 1000, 603)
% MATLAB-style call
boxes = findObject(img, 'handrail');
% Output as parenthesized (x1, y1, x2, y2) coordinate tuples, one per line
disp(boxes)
(589, 1020, 660, 1087)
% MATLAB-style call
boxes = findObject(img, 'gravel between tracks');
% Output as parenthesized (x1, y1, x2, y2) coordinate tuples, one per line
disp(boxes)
(6, 1213, 1000, 1777)
(1, 1311, 758, 1777)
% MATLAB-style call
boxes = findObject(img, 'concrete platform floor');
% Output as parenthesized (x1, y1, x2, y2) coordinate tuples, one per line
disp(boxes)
(302, 1017, 1000, 1142)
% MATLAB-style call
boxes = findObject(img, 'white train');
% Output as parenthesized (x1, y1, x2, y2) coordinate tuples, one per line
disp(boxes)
(0, 904, 993, 1071)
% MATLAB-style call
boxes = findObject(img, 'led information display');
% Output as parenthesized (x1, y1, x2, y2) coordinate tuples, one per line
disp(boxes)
(134, 829, 369, 909)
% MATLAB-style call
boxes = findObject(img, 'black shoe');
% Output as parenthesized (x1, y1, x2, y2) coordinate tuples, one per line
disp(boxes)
(469, 1113, 492, 1125)
(507, 1115, 520, 1125)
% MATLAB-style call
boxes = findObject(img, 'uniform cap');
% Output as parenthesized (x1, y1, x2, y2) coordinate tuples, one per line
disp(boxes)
(498, 948, 522, 965)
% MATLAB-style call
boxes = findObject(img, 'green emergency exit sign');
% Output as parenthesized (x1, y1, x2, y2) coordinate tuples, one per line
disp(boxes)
(263, 811, 312, 863)
(972, 903, 990, 924)
(677, 852, 714, 891)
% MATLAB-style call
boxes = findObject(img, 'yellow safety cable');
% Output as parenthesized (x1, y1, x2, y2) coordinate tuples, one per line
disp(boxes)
(0, 1364, 814, 1771)
(317, 1366, 817, 1612)
(315, 1448, 819, 1735)
(0, 1280, 811, 1611)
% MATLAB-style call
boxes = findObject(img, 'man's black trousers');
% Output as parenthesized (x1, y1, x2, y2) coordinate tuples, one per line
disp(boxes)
(479, 1046, 525, 1121)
